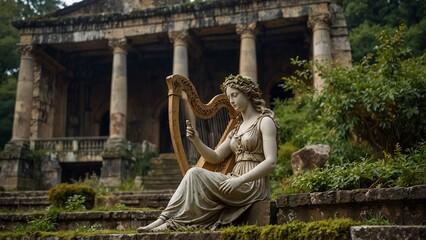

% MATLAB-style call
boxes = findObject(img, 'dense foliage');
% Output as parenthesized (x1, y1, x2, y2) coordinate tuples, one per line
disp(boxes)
(281, 25, 425, 158)
(272, 25, 426, 196)
(344, 0, 426, 60)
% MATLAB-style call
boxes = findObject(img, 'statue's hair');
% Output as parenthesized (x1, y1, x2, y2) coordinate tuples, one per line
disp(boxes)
(221, 74, 275, 119)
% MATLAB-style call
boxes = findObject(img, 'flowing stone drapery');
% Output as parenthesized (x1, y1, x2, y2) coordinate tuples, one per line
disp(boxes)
(107, 38, 129, 146)
(308, 11, 332, 91)
(9, 44, 35, 147)
(237, 23, 259, 83)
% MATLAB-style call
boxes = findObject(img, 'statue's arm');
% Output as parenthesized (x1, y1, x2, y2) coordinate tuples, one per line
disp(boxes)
(186, 120, 232, 164)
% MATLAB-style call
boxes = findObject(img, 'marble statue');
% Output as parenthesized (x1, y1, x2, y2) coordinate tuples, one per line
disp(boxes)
(137, 74, 278, 232)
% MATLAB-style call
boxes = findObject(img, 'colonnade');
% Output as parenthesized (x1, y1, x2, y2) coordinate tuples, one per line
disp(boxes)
(8, 15, 332, 148)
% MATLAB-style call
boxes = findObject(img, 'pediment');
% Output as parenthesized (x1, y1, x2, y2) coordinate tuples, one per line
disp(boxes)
(53, 0, 186, 18)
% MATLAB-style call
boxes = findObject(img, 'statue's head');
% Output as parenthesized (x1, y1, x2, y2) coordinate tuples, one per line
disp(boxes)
(221, 74, 270, 116)
(220, 74, 262, 101)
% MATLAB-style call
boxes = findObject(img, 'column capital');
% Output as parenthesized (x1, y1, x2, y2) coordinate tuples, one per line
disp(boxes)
(168, 30, 189, 45)
(308, 11, 332, 31)
(17, 44, 34, 58)
(108, 38, 129, 53)
(236, 22, 260, 36)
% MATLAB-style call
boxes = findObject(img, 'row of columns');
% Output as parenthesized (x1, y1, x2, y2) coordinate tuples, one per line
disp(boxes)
(8, 16, 332, 148)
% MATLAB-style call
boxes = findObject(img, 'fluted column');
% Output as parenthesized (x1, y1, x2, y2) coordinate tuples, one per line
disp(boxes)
(237, 23, 259, 83)
(9, 44, 35, 147)
(309, 12, 332, 91)
(108, 38, 129, 146)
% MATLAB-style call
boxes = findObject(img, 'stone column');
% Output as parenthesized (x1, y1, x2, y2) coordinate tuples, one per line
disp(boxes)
(237, 23, 259, 83)
(169, 30, 189, 77)
(107, 38, 128, 146)
(168, 30, 196, 125)
(1, 44, 36, 190)
(309, 12, 332, 91)
(101, 38, 130, 188)
(9, 44, 35, 147)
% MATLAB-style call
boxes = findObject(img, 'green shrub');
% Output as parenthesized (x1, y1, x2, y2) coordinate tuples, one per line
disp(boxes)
(279, 24, 426, 159)
(48, 183, 95, 209)
(279, 142, 426, 193)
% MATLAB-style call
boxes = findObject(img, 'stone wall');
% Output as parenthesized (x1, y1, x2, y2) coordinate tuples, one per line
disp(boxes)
(276, 185, 426, 225)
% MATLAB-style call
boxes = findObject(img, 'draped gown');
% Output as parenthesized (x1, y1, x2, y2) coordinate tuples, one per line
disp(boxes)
(159, 115, 271, 230)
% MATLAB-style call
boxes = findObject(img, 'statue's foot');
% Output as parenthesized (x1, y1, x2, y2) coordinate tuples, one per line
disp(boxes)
(151, 223, 169, 232)
(137, 219, 165, 233)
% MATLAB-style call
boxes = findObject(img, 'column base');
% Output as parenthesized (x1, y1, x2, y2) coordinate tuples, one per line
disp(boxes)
(0, 143, 35, 190)
(101, 141, 131, 188)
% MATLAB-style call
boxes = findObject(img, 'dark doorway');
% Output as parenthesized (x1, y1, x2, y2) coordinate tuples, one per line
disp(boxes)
(159, 107, 173, 153)
(99, 111, 110, 136)
(60, 162, 102, 183)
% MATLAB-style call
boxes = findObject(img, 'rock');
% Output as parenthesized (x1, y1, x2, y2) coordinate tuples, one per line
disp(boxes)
(291, 144, 330, 175)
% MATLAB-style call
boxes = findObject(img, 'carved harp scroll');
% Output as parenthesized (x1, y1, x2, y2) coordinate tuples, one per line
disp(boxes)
(167, 74, 238, 176)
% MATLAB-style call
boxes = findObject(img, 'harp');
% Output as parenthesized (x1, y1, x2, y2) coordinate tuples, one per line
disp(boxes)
(167, 74, 238, 175)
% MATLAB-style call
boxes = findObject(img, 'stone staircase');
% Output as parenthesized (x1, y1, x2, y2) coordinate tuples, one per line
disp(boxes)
(1, 182, 425, 239)
(142, 153, 183, 191)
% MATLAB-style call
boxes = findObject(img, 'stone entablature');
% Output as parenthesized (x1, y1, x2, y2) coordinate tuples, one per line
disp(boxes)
(13, 0, 343, 46)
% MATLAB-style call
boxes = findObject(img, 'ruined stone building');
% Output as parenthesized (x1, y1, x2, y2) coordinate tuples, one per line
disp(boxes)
(0, 0, 351, 190)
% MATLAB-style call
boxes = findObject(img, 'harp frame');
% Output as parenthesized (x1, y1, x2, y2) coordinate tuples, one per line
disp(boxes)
(167, 74, 238, 176)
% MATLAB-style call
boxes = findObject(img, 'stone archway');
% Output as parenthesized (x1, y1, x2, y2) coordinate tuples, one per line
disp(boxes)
(264, 73, 294, 108)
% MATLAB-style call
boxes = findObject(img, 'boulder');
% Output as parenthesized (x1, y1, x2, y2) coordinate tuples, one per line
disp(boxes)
(291, 144, 330, 175)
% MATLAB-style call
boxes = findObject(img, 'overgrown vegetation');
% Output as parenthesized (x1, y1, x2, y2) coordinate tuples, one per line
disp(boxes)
(271, 25, 426, 197)
(48, 183, 95, 209)
(221, 218, 359, 240)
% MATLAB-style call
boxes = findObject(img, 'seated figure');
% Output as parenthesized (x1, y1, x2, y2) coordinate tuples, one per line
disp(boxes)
(137, 74, 278, 232)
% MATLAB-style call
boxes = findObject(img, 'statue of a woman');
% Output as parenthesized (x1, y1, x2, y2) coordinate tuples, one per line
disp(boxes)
(137, 74, 278, 232)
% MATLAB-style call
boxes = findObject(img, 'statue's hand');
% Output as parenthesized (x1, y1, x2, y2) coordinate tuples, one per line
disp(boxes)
(186, 120, 199, 142)
(219, 177, 243, 194)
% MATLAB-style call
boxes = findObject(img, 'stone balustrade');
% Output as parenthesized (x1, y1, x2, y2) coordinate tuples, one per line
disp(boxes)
(29, 137, 109, 162)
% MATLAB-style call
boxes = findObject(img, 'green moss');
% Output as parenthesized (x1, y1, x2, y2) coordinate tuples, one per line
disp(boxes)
(48, 183, 96, 209)
(221, 218, 360, 240)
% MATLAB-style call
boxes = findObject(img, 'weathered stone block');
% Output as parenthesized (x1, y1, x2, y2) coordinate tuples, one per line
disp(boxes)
(351, 226, 426, 240)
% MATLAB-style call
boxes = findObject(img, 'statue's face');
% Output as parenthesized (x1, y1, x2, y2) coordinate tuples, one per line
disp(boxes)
(226, 87, 249, 112)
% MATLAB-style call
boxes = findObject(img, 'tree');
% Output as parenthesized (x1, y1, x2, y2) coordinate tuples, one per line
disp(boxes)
(343, 0, 426, 61)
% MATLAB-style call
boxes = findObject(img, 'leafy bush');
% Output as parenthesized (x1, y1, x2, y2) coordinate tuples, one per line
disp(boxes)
(48, 183, 95, 209)
(281, 24, 426, 159)
(64, 195, 86, 212)
(279, 142, 426, 193)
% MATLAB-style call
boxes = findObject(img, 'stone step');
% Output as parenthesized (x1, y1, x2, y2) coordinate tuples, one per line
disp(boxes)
(0, 210, 161, 231)
(0, 190, 174, 210)
(145, 168, 182, 175)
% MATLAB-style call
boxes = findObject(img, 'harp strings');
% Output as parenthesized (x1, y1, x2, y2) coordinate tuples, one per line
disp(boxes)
(179, 99, 230, 167)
